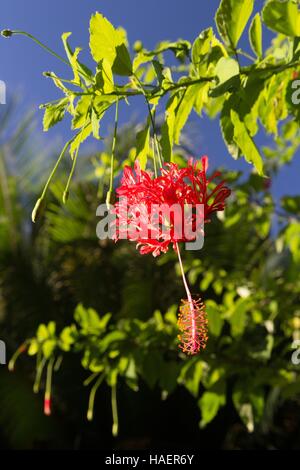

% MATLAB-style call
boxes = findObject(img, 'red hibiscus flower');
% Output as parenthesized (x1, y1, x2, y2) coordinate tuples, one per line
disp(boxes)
(112, 156, 231, 257)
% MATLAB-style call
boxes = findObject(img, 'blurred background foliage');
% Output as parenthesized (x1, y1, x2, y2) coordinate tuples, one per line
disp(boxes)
(1, 99, 300, 450)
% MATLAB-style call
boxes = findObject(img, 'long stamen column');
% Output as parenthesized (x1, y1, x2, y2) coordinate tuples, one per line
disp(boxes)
(175, 243, 208, 355)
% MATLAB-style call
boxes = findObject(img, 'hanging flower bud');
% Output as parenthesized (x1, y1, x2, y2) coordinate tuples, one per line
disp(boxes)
(44, 393, 51, 416)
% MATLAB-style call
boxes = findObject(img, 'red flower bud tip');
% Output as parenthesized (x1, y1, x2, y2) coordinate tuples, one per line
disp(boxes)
(292, 71, 299, 80)
(178, 297, 208, 355)
(19, 344, 27, 353)
(44, 397, 51, 416)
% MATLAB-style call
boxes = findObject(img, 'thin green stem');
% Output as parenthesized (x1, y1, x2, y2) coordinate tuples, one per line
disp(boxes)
(8, 341, 29, 372)
(54, 355, 63, 372)
(44, 357, 55, 415)
(33, 356, 47, 393)
(10, 30, 70, 65)
(83, 371, 100, 387)
(63, 126, 87, 204)
(175, 242, 192, 302)
(106, 98, 119, 208)
(111, 382, 119, 437)
(32, 138, 74, 222)
(87, 372, 105, 421)
(134, 74, 162, 173)
(41, 139, 73, 200)
(46, 357, 55, 396)
(147, 102, 163, 168)
(44, 72, 83, 87)
(237, 49, 256, 62)
(6, 30, 91, 82)
(151, 137, 158, 178)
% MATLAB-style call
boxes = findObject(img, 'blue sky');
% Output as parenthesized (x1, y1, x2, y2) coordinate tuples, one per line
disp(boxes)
(0, 0, 299, 200)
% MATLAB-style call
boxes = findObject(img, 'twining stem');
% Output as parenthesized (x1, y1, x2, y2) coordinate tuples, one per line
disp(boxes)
(87, 372, 105, 421)
(106, 98, 119, 208)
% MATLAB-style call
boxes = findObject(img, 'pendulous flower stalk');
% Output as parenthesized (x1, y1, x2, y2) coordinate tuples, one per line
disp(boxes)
(175, 242, 208, 355)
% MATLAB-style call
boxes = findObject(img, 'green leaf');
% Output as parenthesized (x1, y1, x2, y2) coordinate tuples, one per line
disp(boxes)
(228, 298, 249, 337)
(28, 340, 38, 356)
(249, 13, 263, 59)
(193, 82, 210, 116)
(89, 12, 118, 64)
(210, 57, 240, 97)
(192, 28, 214, 68)
(281, 196, 300, 214)
(233, 385, 264, 432)
(113, 43, 133, 76)
(89, 12, 132, 75)
(60, 325, 77, 352)
(136, 121, 150, 170)
(74, 304, 111, 334)
(215, 57, 239, 84)
(231, 109, 264, 175)
(61, 32, 93, 85)
(262, 0, 300, 37)
(72, 95, 92, 130)
(284, 221, 300, 263)
(133, 51, 155, 73)
(159, 361, 181, 394)
(37, 324, 49, 341)
(91, 108, 100, 139)
(178, 359, 203, 397)
(70, 124, 92, 158)
(198, 383, 226, 428)
(99, 331, 126, 353)
(220, 97, 240, 159)
(95, 59, 114, 93)
(43, 98, 68, 131)
(47, 322, 56, 336)
(42, 340, 56, 359)
(206, 301, 224, 337)
(138, 351, 164, 389)
(215, 0, 254, 49)
(174, 85, 200, 144)
(62, 32, 81, 84)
